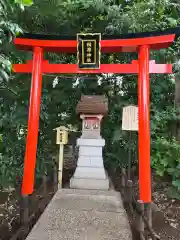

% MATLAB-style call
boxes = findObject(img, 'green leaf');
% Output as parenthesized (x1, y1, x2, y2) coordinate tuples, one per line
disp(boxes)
(15, 0, 33, 6)
(172, 180, 180, 189)
(167, 187, 180, 200)
(0, 134, 2, 142)
(155, 165, 165, 177)
(112, 129, 122, 142)
(0, 69, 9, 82)
(166, 17, 177, 27)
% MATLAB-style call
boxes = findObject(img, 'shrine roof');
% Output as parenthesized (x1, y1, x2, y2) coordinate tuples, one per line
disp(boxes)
(76, 95, 108, 115)
(16, 27, 180, 40)
(14, 27, 180, 53)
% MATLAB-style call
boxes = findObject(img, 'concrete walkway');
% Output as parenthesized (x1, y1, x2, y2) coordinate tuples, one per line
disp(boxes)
(26, 189, 132, 240)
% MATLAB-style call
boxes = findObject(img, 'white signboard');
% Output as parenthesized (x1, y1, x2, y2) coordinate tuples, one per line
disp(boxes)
(122, 105, 138, 131)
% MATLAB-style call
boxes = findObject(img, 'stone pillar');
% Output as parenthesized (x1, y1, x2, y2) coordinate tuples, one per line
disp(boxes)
(70, 96, 109, 190)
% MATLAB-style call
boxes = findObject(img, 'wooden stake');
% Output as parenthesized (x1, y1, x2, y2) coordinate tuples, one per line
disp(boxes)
(53, 164, 58, 192)
(43, 174, 47, 196)
(20, 195, 29, 236)
(137, 200, 144, 239)
(121, 168, 126, 196)
(58, 144, 64, 188)
(147, 203, 152, 228)
(128, 131, 132, 180)
(127, 180, 133, 204)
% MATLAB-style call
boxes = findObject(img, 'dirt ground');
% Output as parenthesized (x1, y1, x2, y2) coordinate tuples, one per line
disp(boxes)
(151, 174, 180, 240)
(109, 169, 180, 240)
(0, 169, 180, 240)
(0, 182, 55, 240)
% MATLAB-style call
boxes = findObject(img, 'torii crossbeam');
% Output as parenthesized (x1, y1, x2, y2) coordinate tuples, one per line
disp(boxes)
(13, 27, 180, 203)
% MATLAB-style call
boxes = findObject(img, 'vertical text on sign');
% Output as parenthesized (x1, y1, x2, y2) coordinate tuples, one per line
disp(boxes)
(77, 33, 101, 69)
(82, 40, 96, 64)
(122, 105, 138, 131)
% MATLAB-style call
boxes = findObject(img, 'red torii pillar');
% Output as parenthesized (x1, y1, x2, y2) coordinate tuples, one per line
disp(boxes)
(13, 29, 178, 203)
(22, 47, 43, 195)
(138, 45, 151, 202)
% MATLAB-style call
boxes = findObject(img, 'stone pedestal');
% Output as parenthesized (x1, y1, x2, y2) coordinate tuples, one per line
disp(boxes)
(70, 95, 109, 190)
(70, 138, 109, 190)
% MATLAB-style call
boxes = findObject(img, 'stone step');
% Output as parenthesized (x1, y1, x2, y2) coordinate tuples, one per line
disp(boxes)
(56, 188, 119, 197)
(53, 189, 124, 212)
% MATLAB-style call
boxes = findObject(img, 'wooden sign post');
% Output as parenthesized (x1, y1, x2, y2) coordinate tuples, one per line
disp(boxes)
(122, 105, 138, 180)
(54, 126, 68, 188)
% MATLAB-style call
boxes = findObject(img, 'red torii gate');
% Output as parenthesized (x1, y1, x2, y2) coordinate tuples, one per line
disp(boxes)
(13, 28, 179, 203)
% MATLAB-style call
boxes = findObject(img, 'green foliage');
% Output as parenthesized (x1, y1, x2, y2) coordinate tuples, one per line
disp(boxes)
(0, 0, 34, 84)
(150, 93, 180, 198)
(0, 0, 33, 188)
(151, 137, 180, 177)
(124, 0, 180, 32)
(151, 132, 180, 200)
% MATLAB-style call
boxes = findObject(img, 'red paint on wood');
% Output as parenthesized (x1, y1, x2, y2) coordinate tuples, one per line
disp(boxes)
(22, 47, 43, 195)
(13, 62, 172, 74)
(138, 45, 151, 203)
(14, 34, 175, 53)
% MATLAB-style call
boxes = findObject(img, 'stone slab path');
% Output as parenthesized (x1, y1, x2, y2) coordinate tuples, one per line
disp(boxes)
(26, 189, 132, 240)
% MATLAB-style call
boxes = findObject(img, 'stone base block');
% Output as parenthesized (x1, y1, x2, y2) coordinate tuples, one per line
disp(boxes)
(70, 177, 109, 190)
(77, 138, 105, 147)
(73, 166, 106, 179)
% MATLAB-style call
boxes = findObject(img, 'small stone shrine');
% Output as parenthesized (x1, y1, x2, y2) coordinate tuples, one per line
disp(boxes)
(70, 95, 109, 190)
